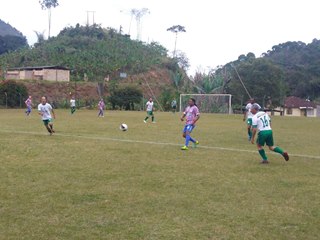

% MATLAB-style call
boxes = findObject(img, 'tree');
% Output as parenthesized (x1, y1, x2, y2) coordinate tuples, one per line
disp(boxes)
(0, 81, 28, 107)
(226, 58, 285, 107)
(39, 0, 59, 38)
(0, 35, 28, 55)
(34, 30, 46, 46)
(108, 86, 142, 110)
(167, 25, 186, 57)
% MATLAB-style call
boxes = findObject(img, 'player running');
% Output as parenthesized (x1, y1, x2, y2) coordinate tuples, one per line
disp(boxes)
(180, 98, 200, 150)
(250, 103, 289, 164)
(243, 98, 261, 141)
(98, 98, 105, 117)
(70, 96, 76, 114)
(143, 97, 156, 123)
(38, 96, 56, 135)
(25, 96, 33, 116)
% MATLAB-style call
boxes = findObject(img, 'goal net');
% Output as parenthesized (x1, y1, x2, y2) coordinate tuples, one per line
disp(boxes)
(179, 94, 232, 114)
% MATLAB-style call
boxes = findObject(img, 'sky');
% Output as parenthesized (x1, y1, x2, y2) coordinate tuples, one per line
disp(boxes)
(1, 0, 320, 75)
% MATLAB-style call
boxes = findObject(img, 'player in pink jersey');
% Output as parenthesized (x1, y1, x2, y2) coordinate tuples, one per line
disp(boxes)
(25, 96, 33, 116)
(98, 98, 105, 117)
(180, 98, 200, 150)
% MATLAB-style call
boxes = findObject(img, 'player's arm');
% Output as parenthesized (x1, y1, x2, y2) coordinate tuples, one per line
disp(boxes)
(37, 106, 43, 116)
(180, 112, 186, 121)
(251, 127, 257, 144)
(192, 114, 200, 125)
(243, 108, 247, 121)
(51, 109, 56, 119)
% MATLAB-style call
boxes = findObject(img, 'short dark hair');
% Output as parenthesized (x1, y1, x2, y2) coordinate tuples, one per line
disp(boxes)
(251, 103, 260, 111)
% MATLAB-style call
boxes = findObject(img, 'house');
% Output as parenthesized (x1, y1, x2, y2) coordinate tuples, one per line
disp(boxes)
(283, 96, 318, 117)
(5, 65, 70, 82)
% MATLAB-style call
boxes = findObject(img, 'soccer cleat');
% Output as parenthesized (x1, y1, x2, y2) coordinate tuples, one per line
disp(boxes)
(181, 146, 189, 150)
(283, 152, 289, 161)
(260, 160, 269, 164)
(193, 141, 199, 148)
(143, 120, 147, 123)
(152, 121, 156, 123)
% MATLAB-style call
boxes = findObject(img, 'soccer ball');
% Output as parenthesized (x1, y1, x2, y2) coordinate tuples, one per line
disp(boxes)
(120, 123, 128, 131)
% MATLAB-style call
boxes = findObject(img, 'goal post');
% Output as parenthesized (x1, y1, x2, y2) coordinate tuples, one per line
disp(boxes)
(179, 94, 232, 114)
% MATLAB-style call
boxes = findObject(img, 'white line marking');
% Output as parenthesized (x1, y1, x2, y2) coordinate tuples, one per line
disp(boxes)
(1, 129, 320, 160)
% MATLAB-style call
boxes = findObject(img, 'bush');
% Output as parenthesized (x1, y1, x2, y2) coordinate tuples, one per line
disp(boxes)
(0, 80, 28, 107)
(109, 86, 142, 110)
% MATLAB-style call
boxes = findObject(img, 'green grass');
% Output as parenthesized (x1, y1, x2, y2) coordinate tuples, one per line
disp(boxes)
(0, 109, 319, 240)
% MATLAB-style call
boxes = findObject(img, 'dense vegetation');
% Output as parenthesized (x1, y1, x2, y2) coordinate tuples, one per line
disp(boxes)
(1, 19, 320, 108)
(0, 19, 28, 55)
(0, 24, 178, 82)
(0, 81, 28, 107)
(193, 40, 320, 107)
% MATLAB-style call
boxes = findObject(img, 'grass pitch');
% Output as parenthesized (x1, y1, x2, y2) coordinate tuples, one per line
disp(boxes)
(0, 109, 319, 239)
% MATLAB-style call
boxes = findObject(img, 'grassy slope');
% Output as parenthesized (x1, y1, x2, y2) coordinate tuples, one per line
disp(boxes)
(0, 110, 319, 240)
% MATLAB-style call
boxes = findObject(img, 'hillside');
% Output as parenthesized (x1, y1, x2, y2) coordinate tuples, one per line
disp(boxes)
(21, 68, 174, 107)
(0, 19, 28, 55)
(0, 24, 184, 82)
(0, 24, 190, 108)
(0, 19, 23, 37)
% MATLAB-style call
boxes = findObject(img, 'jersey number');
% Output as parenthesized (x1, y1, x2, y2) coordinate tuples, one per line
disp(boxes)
(259, 116, 269, 128)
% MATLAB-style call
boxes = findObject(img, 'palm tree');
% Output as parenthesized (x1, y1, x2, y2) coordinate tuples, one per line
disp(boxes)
(166, 25, 186, 57)
(39, 0, 59, 39)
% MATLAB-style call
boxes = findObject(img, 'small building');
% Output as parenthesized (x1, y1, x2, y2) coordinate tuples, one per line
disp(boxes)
(283, 96, 318, 117)
(5, 65, 70, 82)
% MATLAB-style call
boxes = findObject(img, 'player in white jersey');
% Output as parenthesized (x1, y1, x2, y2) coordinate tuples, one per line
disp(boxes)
(250, 103, 289, 164)
(38, 96, 56, 135)
(70, 96, 76, 114)
(143, 98, 155, 123)
(243, 98, 261, 141)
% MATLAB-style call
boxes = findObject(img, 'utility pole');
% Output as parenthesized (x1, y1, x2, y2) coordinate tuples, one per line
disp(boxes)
(86, 11, 96, 26)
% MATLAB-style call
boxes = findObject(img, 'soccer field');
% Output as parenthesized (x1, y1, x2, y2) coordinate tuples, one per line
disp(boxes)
(0, 109, 319, 239)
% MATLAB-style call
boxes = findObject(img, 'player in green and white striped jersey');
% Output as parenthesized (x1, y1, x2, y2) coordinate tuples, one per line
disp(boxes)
(250, 103, 289, 164)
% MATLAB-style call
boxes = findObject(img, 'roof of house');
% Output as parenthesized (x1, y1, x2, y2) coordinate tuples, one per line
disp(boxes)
(8, 65, 69, 71)
(284, 96, 316, 108)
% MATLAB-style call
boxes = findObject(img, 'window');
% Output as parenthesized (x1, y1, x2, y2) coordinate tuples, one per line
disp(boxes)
(286, 108, 292, 115)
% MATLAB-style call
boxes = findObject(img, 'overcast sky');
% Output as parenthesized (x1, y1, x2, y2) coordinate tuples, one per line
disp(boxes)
(1, 0, 320, 74)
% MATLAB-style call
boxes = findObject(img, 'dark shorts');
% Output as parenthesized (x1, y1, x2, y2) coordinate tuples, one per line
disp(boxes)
(43, 119, 53, 125)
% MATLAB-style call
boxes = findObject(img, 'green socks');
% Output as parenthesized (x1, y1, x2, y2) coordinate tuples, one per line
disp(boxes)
(273, 147, 284, 155)
(248, 128, 252, 138)
(258, 149, 267, 161)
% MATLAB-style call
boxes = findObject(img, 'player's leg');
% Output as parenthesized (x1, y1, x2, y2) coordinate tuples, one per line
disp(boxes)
(144, 111, 150, 122)
(48, 119, 55, 133)
(182, 125, 196, 150)
(151, 112, 155, 123)
(43, 120, 52, 134)
(247, 118, 252, 141)
(267, 133, 289, 161)
(256, 132, 268, 163)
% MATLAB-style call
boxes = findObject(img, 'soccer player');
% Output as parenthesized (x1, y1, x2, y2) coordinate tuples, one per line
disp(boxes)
(171, 99, 177, 113)
(243, 98, 261, 141)
(70, 96, 76, 114)
(250, 103, 289, 164)
(25, 96, 33, 116)
(180, 98, 200, 150)
(144, 97, 155, 123)
(38, 96, 56, 135)
(98, 98, 105, 117)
